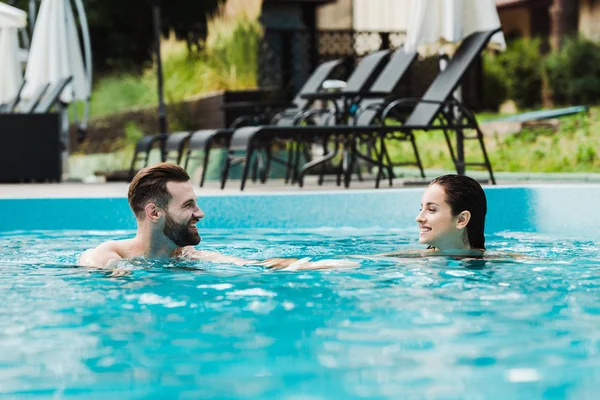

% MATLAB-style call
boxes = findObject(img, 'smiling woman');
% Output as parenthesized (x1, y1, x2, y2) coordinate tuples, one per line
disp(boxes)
(416, 174, 487, 253)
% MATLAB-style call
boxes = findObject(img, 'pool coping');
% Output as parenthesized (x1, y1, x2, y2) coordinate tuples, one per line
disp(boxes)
(1, 180, 599, 199)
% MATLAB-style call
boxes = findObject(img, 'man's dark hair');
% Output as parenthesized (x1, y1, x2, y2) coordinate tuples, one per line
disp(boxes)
(430, 174, 487, 249)
(128, 162, 190, 218)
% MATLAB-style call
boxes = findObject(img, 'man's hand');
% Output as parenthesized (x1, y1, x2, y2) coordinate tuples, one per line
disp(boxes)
(182, 248, 360, 270)
(262, 257, 360, 271)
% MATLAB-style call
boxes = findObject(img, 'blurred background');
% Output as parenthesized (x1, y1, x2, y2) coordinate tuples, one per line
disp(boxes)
(2, 0, 599, 180)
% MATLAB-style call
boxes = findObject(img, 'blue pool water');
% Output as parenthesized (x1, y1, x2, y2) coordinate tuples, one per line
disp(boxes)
(1, 186, 600, 398)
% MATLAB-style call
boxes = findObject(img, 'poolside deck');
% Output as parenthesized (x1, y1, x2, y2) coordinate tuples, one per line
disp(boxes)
(2, 170, 600, 199)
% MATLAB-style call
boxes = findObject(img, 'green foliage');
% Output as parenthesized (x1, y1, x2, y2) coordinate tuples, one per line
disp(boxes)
(90, 74, 156, 116)
(485, 38, 543, 109)
(11, 0, 223, 73)
(206, 17, 261, 88)
(384, 107, 600, 173)
(481, 52, 509, 111)
(544, 36, 600, 105)
(89, 17, 261, 117)
(484, 36, 600, 109)
(109, 121, 144, 155)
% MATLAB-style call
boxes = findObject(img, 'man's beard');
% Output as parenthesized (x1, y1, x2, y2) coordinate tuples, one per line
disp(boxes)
(163, 213, 201, 247)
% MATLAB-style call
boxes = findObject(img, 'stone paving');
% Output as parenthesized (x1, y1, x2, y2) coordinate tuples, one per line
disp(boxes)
(1, 169, 600, 199)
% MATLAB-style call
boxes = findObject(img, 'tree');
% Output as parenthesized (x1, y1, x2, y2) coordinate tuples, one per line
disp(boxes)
(11, 0, 224, 74)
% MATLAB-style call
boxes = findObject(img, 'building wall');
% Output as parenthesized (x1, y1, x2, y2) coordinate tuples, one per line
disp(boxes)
(317, 0, 411, 31)
(352, 0, 411, 31)
(579, 0, 600, 41)
(498, 7, 532, 38)
(316, 0, 353, 29)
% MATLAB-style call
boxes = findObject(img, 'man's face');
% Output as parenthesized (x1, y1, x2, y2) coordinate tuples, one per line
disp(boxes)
(162, 181, 204, 247)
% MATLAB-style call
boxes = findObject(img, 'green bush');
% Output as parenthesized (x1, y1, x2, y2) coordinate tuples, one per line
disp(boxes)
(206, 17, 261, 88)
(482, 51, 509, 111)
(502, 38, 543, 108)
(482, 38, 543, 110)
(88, 15, 262, 118)
(544, 36, 600, 105)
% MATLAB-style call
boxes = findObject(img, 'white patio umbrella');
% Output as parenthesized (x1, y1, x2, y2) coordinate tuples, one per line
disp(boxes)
(22, 0, 92, 179)
(22, 0, 90, 104)
(0, 2, 27, 104)
(404, 0, 505, 54)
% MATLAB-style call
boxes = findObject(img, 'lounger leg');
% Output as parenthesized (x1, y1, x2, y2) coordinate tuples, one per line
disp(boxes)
(443, 129, 458, 166)
(381, 139, 394, 187)
(128, 155, 137, 181)
(183, 150, 191, 171)
(319, 138, 328, 186)
(476, 126, 496, 185)
(375, 136, 386, 189)
(261, 146, 272, 184)
(251, 151, 260, 183)
(344, 138, 357, 188)
(409, 133, 426, 179)
(354, 139, 364, 182)
(292, 142, 302, 184)
(200, 146, 211, 188)
(339, 140, 349, 187)
(285, 144, 294, 184)
(241, 148, 254, 191)
(456, 127, 466, 176)
(221, 153, 232, 190)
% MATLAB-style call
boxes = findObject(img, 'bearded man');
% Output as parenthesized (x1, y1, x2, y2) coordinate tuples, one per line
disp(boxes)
(79, 163, 355, 270)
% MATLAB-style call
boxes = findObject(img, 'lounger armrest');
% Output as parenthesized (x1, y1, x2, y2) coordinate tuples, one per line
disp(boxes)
(353, 102, 387, 124)
(296, 108, 338, 125)
(221, 101, 295, 111)
(381, 98, 462, 121)
(351, 91, 390, 99)
(300, 91, 367, 101)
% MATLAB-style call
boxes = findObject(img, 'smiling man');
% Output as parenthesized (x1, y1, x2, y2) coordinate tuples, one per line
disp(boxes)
(79, 162, 355, 270)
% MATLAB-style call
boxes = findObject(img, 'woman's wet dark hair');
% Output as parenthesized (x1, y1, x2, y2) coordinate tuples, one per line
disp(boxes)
(430, 174, 487, 249)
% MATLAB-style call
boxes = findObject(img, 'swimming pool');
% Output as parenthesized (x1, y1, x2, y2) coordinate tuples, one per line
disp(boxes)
(1, 185, 600, 398)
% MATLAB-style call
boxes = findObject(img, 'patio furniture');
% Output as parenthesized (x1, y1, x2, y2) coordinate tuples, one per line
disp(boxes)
(226, 58, 344, 128)
(370, 28, 500, 187)
(12, 83, 50, 113)
(128, 131, 192, 180)
(182, 50, 391, 187)
(32, 77, 73, 113)
(222, 48, 421, 190)
(0, 80, 27, 113)
(224, 28, 500, 190)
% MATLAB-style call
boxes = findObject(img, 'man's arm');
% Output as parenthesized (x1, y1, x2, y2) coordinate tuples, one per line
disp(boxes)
(78, 244, 122, 268)
(180, 247, 359, 270)
(180, 248, 254, 266)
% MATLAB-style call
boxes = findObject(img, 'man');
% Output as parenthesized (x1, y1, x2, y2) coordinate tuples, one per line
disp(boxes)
(79, 162, 356, 270)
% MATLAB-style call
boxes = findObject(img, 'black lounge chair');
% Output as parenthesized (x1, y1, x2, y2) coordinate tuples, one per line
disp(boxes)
(12, 83, 50, 113)
(32, 77, 73, 113)
(371, 28, 499, 187)
(128, 131, 192, 179)
(228, 58, 344, 128)
(184, 50, 391, 187)
(224, 28, 500, 190)
(0, 80, 27, 113)
(129, 57, 344, 186)
(223, 48, 419, 190)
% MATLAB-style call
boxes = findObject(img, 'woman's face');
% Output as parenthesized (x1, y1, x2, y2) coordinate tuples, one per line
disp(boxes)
(416, 184, 468, 250)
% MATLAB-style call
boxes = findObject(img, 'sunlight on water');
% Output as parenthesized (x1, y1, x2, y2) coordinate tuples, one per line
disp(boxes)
(1, 228, 600, 398)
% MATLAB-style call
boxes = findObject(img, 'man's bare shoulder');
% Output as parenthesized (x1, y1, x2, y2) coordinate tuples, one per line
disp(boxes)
(79, 239, 133, 268)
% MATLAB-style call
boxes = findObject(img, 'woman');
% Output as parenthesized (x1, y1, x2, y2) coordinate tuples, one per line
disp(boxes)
(372, 174, 487, 260)
(416, 174, 487, 254)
